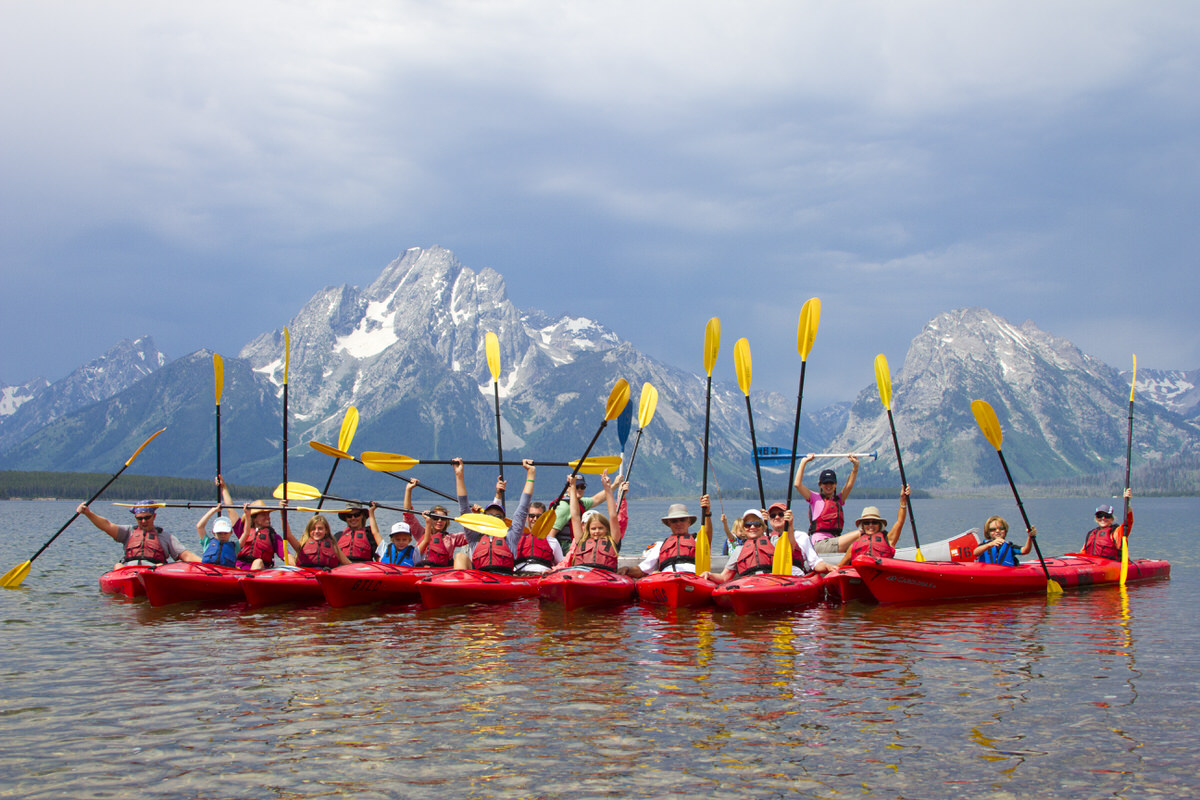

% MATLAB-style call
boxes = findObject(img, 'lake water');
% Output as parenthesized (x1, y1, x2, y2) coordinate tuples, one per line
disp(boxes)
(1, 496, 1197, 799)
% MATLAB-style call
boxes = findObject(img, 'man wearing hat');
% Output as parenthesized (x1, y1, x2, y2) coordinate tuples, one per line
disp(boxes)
(625, 494, 711, 578)
(336, 503, 382, 563)
(794, 454, 860, 555)
(1082, 488, 1133, 560)
(837, 486, 911, 566)
(76, 500, 199, 570)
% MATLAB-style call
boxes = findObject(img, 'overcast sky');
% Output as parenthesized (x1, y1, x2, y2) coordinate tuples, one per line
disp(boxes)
(2, 1, 1196, 408)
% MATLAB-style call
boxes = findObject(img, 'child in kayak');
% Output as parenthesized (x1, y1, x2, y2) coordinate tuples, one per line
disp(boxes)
(1083, 489, 1133, 560)
(196, 506, 239, 567)
(973, 516, 1036, 566)
(401, 479, 467, 567)
(625, 495, 711, 578)
(451, 457, 536, 572)
(794, 454, 860, 556)
(378, 522, 420, 566)
(237, 501, 288, 571)
(77, 501, 199, 569)
(559, 472, 621, 571)
(287, 514, 351, 569)
(837, 486, 911, 565)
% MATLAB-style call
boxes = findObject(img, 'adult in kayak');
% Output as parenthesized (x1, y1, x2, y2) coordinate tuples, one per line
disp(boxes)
(838, 486, 911, 566)
(77, 501, 200, 569)
(1083, 489, 1133, 560)
(289, 514, 351, 569)
(451, 458, 536, 572)
(513, 500, 565, 575)
(402, 480, 467, 568)
(625, 495, 711, 578)
(378, 522, 420, 566)
(972, 516, 1036, 566)
(794, 454, 860, 556)
(702, 508, 833, 584)
(237, 500, 287, 571)
(336, 504, 382, 563)
(558, 472, 621, 571)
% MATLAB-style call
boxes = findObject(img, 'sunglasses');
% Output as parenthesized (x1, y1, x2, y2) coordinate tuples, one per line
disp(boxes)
(744, 520, 764, 528)
(768, 513, 784, 519)
(135, 515, 154, 522)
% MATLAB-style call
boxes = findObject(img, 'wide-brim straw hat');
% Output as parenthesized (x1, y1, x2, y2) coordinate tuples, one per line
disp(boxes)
(856, 506, 888, 527)
(661, 503, 697, 526)
(338, 504, 367, 522)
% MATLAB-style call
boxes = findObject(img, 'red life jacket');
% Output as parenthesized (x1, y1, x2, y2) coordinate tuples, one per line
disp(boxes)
(573, 537, 619, 571)
(417, 533, 455, 567)
(124, 526, 168, 564)
(851, 529, 895, 560)
(734, 536, 775, 577)
(297, 536, 339, 568)
(658, 533, 696, 570)
(516, 533, 556, 568)
(1084, 525, 1120, 560)
(238, 526, 277, 565)
(809, 494, 845, 535)
(472, 537, 515, 572)
(337, 527, 375, 562)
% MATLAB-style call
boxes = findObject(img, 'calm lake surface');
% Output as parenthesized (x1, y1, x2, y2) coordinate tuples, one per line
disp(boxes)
(1, 496, 1197, 799)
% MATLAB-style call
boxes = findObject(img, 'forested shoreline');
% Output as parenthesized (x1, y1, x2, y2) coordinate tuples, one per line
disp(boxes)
(0, 471, 272, 501)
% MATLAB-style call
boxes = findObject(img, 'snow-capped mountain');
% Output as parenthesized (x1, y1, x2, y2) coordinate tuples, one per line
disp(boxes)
(1128, 367, 1200, 421)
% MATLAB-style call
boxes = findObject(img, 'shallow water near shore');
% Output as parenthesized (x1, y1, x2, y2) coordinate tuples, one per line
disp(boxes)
(1, 496, 1197, 799)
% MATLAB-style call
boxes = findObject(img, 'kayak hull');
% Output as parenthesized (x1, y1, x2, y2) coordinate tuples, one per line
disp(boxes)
(539, 567, 637, 611)
(240, 567, 326, 607)
(853, 554, 1171, 604)
(417, 569, 541, 609)
(711, 572, 824, 615)
(821, 568, 874, 604)
(99, 565, 153, 597)
(318, 563, 446, 607)
(635, 571, 715, 608)
(139, 562, 247, 606)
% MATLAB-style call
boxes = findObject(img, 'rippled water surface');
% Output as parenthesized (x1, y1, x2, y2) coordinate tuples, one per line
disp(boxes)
(1, 497, 1197, 799)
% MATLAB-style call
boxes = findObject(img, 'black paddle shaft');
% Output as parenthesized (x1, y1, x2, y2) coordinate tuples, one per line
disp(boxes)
(493, 382, 505, 503)
(744, 395, 767, 510)
(28, 466, 131, 564)
(994, 448, 1052, 580)
(215, 403, 222, 507)
(885, 408, 921, 550)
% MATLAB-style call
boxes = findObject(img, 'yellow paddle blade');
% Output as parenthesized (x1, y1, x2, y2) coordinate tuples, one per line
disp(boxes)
(338, 406, 359, 453)
(703, 317, 721, 376)
(531, 509, 557, 539)
(485, 331, 501, 382)
(695, 523, 711, 574)
(213, 353, 224, 405)
(310, 440, 353, 460)
(126, 428, 167, 467)
(1047, 578, 1064, 595)
(637, 383, 659, 429)
(772, 534, 793, 575)
(797, 298, 821, 360)
(112, 502, 168, 508)
(571, 455, 624, 474)
(874, 353, 893, 410)
(272, 481, 322, 500)
(0, 561, 32, 589)
(360, 451, 419, 472)
(283, 327, 291, 385)
(971, 399, 1003, 451)
(604, 379, 631, 421)
(914, 548, 926, 563)
(1120, 538, 1129, 585)
(734, 338, 752, 396)
(456, 512, 509, 538)
(1130, 354, 1137, 403)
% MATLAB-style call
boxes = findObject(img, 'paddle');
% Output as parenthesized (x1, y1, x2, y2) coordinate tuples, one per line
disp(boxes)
(314, 406, 359, 510)
(616, 383, 659, 510)
(756, 448, 878, 462)
(359, 452, 622, 474)
(617, 397, 633, 466)
(530, 378, 631, 539)
(735, 337, 766, 510)
(271, 482, 507, 537)
(485, 331, 505, 503)
(970, 399, 1063, 594)
(875, 353, 924, 562)
(309, 441, 458, 502)
(281, 327, 291, 564)
(1, 428, 166, 589)
(1120, 355, 1136, 585)
(786, 298, 820, 510)
(213, 353, 223, 509)
(697, 317, 720, 566)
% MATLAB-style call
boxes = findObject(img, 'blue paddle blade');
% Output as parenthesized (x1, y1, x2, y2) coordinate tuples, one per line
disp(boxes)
(617, 400, 633, 451)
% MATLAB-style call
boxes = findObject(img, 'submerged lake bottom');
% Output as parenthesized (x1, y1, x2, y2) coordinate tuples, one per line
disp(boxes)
(1, 497, 1197, 799)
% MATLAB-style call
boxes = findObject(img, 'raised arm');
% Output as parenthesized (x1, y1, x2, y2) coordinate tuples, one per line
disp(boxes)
(196, 505, 220, 541)
(367, 503, 382, 546)
(793, 455, 815, 502)
(452, 458, 470, 516)
(885, 486, 910, 546)
(76, 504, 121, 542)
(841, 455, 860, 502)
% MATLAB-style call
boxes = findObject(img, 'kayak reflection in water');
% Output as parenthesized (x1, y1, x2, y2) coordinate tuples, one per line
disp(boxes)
(973, 516, 1035, 566)
(77, 501, 199, 570)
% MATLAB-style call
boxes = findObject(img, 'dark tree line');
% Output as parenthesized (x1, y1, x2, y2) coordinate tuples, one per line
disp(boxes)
(0, 471, 272, 501)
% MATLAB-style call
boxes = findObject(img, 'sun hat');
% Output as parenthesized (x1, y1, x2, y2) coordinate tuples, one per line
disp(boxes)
(819, 469, 837, 484)
(661, 504, 697, 526)
(212, 517, 233, 534)
(246, 500, 273, 517)
(741, 509, 765, 524)
(390, 521, 411, 537)
(856, 506, 888, 527)
(338, 504, 367, 522)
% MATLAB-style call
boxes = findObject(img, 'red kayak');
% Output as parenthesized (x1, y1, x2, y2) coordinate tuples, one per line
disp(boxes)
(139, 562, 247, 606)
(821, 567, 873, 604)
(538, 567, 637, 611)
(318, 563, 446, 608)
(853, 553, 1171, 604)
(635, 571, 715, 608)
(416, 569, 541, 609)
(99, 565, 154, 597)
(240, 567, 326, 608)
(711, 572, 824, 615)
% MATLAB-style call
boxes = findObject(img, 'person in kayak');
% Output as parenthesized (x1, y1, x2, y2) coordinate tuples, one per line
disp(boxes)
(378, 521, 420, 566)
(794, 454, 861, 556)
(237, 500, 287, 571)
(336, 504, 382, 563)
(451, 457, 536, 572)
(288, 514, 351, 569)
(513, 500, 565, 575)
(401, 480, 467, 567)
(545, 478, 619, 551)
(837, 486, 911, 565)
(973, 516, 1036, 566)
(196, 507, 239, 567)
(720, 513, 747, 556)
(625, 495, 711, 578)
(1083, 489, 1133, 560)
(558, 472, 621, 571)
(703, 507, 833, 584)
(77, 501, 200, 569)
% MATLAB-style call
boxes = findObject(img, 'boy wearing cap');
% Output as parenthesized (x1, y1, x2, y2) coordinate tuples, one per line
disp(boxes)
(378, 521, 420, 566)
(76, 501, 199, 569)
(1083, 488, 1133, 560)
(794, 454, 860, 555)
(196, 504, 239, 567)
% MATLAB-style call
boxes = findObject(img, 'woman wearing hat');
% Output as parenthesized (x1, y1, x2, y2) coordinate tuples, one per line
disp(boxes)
(794, 454, 860, 555)
(837, 485, 911, 566)
(76, 501, 199, 570)
(1082, 488, 1133, 560)
(335, 504, 382, 563)
(626, 494, 711, 578)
